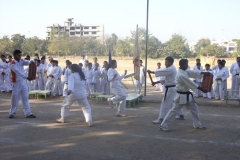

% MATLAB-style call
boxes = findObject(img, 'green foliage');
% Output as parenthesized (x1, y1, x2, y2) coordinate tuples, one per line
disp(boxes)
(232, 52, 239, 58)
(0, 36, 14, 55)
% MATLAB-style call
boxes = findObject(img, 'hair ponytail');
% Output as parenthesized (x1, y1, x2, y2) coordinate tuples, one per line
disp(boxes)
(71, 64, 86, 81)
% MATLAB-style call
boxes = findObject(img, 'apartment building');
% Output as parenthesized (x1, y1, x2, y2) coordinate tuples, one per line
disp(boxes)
(46, 18, 104, 41)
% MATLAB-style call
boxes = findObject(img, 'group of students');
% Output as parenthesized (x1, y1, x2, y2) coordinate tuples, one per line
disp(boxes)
(4, 50, 128, 127)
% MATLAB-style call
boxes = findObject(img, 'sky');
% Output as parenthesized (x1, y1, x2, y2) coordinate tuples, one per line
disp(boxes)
(0, 0, 240, 42)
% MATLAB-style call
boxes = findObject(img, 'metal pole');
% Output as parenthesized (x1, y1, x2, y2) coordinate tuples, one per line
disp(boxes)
(144, 0, 149, 96)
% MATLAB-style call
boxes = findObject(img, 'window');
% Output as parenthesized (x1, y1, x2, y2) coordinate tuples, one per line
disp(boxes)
(84, 32, 89, 34)
(70, 27, 75, 30)
(92, 26, 97, 29)
(84, 27, 89, 29)
(92, 32, 97, 34)
(70, 32, 75, 35)
(76, 27, 80, 29)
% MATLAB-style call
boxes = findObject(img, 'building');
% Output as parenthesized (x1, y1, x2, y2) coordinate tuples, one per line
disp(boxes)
(46, 18, 104, 41)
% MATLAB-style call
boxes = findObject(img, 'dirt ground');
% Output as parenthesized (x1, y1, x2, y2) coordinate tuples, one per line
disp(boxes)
(0, 79, 240, 160)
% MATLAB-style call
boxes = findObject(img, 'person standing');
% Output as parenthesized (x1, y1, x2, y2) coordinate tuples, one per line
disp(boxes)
(0, 54, 12, 92)
(92, 63, 101, 93)
(148, 56, 184, 124)
(160, 59, 208, 131)
(230, 57, 240, 98)
(155, 62, 164, 91)
(136, 60, 145, 94)
(107, 60, 127, 117)
(34, 59, 44, 90)
(56, 64, 93, 127)
(45, 60, 58, 96)
(202, 64, 214, 99)
(193, 62, 203, 97)
(85, 63, 94, 96)
(63, 61, 72, 97)
(99, 61, 109, 94)
(8, 50, 36, 118)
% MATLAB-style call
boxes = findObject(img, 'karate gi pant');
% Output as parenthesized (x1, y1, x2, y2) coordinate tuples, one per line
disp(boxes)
(26, 80, 33, 91)
(60, 95, 92, 122)
(0, 73, 12, 92)
(235, 78, 240, 98)
(56, 79, 63, 96)
(34, 77, 44, 90)
(110, 87, 127, 114)
(99, 81, 109, 95)
(231, 76, 236, 98)
(9, 80, 32, 116)
(214, 80, 224, 100)
(86, 82, 94, 96)
(93, 83, 100, 93)
(45, 77, 56, 96)
(161, 101, 203, 129)
(63, 83, 68, 97)
(136, 80, 143, 94)
(156, 88, 184, 121)
(193, 82, 202, 97)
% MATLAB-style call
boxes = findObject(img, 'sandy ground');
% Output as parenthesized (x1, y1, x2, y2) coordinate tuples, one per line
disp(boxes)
(0, 79, 240, 159)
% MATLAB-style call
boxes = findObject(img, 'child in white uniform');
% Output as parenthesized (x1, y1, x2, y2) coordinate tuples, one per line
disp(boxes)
(85, 63, 94, 96)
(34, 60, 44, 90)
(63, 61, 72, 97)
(202, 64, 213, 99)
(193, 62, 203, 97)
(136, 60, 145, 94)
(155, 62, 164, 91)
(100, 61, 109, 94)
(92, 63, 101, 93)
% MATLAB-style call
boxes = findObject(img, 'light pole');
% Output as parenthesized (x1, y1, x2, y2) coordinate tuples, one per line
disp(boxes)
(144, 0, 149, 96)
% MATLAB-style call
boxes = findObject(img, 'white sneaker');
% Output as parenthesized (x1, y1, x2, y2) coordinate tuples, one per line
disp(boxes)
(159, 126, 170, 132)
(194, 125, 206, 130)
(152, 119, 162, 124)
(88, 121, 94, 127)
(56, 118, 65, 123)
(116, 112, 126, 117)
(107, 98, 114, 108)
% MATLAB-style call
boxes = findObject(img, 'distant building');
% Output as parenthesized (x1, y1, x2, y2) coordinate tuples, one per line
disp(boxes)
(189, 38, 237, 53)
(46, 18, 104, 41)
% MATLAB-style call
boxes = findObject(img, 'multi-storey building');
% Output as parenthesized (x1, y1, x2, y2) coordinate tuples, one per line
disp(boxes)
(46, 18, 104, 41)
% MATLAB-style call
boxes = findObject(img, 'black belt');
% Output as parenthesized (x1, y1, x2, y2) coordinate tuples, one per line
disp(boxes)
(236, 74, 239, 76)
(164, 85, 175, 100)
(177, 91, 195, 104)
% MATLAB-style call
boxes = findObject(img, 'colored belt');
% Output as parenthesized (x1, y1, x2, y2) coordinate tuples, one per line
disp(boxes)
(177, 91, 195, 104)
(164, 85, 175, 101)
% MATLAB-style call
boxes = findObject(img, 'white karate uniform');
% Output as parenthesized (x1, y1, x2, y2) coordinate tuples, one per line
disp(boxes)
(0, 61, 12, 92)
(155, 68, 164, 91)
(56, 66, 63, 96)
(85, 68, 94, 96)
(63, 67, 72, 97)
(23, 65, 33, 91)
(60, 72, 92, 123)
(42, 61, 49, 89)
(193, 67, 203, 97)
(92, 69, 101, 93)
(201, 69, 214, 99)
(230, 62, 238, 98)
(213, 68, 228, 100)
(223, 66, 229, 97)
(108, 68, 127, 114)
(136, 65, 145, 94)
(161, 69, 204, 129)
(99, 67, 109, 94)
(9, 59, 33, 116)
(232, 65, 240, 98)
(154, 65, 184, 122)
(34, 64, 44, 90)
(45, 66, 58, 96)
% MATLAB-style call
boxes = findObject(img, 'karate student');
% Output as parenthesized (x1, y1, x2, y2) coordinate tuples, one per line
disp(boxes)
(0, 55, 12, 92)
(85, 62, 94, 96)
(9, 50, 36, 118)
(45, 60, 58, 96)
(160, 59, 208, 131)
(155, 62, 164, 91)
(99, 61, 109, 94)
(78, 63, 83, 69)
(92, 63, 101, 93)
(107, 60, 127, 117)
(233, 59, 240, 98)
(55, 61, 63, 96)
(23, 55, 33, 91)
(63, 61, 72, 97)
(92, 57, 100, 70)
(82, 60, 89, 76)
(202, 64, 213, 99)
(193, 58, 203, 70)
(56, 64, 93, 127)
(41, 56, 49, 89)
(79, 55, 87, 64)
(136, 60, 145, 94)
(222, 60, 229, 98)
(213, 61, 228, 101)
(8, 55, 13, 62)
(34, 59, 44, 90)
(148, 56, 184, 124)
(193, 62, 203, 97)
(230, 57, 240, 98)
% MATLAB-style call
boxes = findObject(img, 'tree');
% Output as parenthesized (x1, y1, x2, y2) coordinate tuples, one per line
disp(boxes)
(0, 36, 14, 55)
(11, 34, 26, 51)
(232, 39, 240, 55)
(22, 36, 45, 56)
(164, 34, 191, 58)
(194, 38, 211, 56)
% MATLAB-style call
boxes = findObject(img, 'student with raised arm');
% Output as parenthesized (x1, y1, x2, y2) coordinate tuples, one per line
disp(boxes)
(160, 59, 208, 132)
(148, 56, 184, 124)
